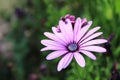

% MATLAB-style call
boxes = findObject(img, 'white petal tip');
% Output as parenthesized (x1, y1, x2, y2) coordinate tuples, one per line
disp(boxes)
(80, 64, 85, 67)
(101, 48, 107, 52)
(97, 26, 101, 29)
(46, 56, 52, 60)
(92, 57, 96, 60)
(40, 49, 44, 52)
(104, 40, 108, 43)
(40, 48, 46, 51)
(90, 21, 93, 23)
(46, 57, 50, 60)
(77, 61, 85, 67)
(40, 40, 43, 44)
(89, 21, 93, 24)
(104, 49, 107, 52)
(77, 17, 81, 20)
(57, 68, 62, 72)
(44, 32, 49, 36)
(43, 32, 47, 35)
(98, 32, 103, 35)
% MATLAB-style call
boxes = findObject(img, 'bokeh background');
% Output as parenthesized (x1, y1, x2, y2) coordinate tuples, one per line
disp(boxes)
(0, 0, 120, 80)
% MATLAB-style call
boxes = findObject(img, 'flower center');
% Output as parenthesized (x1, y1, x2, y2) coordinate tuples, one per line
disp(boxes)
(68, 43, 78, 52)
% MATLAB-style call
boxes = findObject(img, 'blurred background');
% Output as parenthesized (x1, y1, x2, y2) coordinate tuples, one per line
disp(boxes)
(0, 0, 120, 80)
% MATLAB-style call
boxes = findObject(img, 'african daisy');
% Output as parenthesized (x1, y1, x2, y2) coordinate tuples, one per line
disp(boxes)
(41, 14, 107, 71)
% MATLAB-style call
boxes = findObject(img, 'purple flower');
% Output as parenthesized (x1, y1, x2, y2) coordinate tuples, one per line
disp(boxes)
(41, 15, 107, 71)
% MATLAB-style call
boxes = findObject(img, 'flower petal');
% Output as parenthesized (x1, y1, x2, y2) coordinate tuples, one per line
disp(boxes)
(80, 39, 107, 47)
(66, 19, 74, 41)
(63, 53, 73, 69)
(80, 50, 96, 60)
(52, 27, 57, 34)
(79, 32, 103, 45)
(41, 40, 64, 47)
(56, 33, 68, 43)
(59, 20, 70, 42)
(74, 52, 85, 67)
(41, 46, 66, 51)
(81, 18, 87, 25)
(57, 53, 73, 71)
(80, 46, 106, 52)
(77, 21, 92, 42)
(44, 32, 66, 45)
(74, 18, 81, 41)
(59, 19, 73, 42)
(79, 27, 100, 43)
(46, 50, 68, 60)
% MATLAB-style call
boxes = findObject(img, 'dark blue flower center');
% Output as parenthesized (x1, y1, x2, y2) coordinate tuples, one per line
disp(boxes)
(68, 43, 78, 52)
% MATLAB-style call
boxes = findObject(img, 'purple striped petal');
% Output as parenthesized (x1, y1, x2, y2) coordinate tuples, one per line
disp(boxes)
(74, 18, 81, 41)
(74, 52, 85, 67)
(80, 50, 96, 60)
(41, 46, 66, 51)
(59, 19, 73, 42)
(52, 27, 57, 34)
(41, 40, 64, 47)
(79, 27, 100, 42)
(81, 18, 87, 25)
(63, 53, 73, 69)
(80, 32, 103, 45)
(80, 46, 106, 52)
(81, 39, 107, 47)
(77, 21, 92, 42)
(57, 53, 73, 71)
(46, 50, 68, 60)
(44, 32, 66, 45)
(59, 21, 69, 41)
(65, 19, 74, 42)
(56, 33, 68, 43)
(59, 20, 70, 42)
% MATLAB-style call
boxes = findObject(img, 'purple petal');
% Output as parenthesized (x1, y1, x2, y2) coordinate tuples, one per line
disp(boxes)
(46, 50, 68, 60)
(74, 18, 81, 41)
(80, 32, 103, 45)
(65, 14, 70, 18)
(59, 20, 70, 42)
(81, 18, 87, 25)
(65, 19, 74, 41)
(80, 39, 107, 47)
(76, 21, 92, 42)
(74, 52, 85, 67)
(44, 32, 66, 45)
(49, 28, 68, 44)
(56, 33, 68, 43)
(80, 50, 96, 60)
(80, 46, 106, 52)
(63, 53, 73, 69)
(69, 15, 75, 21)
(41, 40, 64, 47)
(41, 46, 66, 51)
(52, 27, 57, 34)
(79, 27, 100, 42)
(59, 19, 73, 42)
(57, 53, 73, 71)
